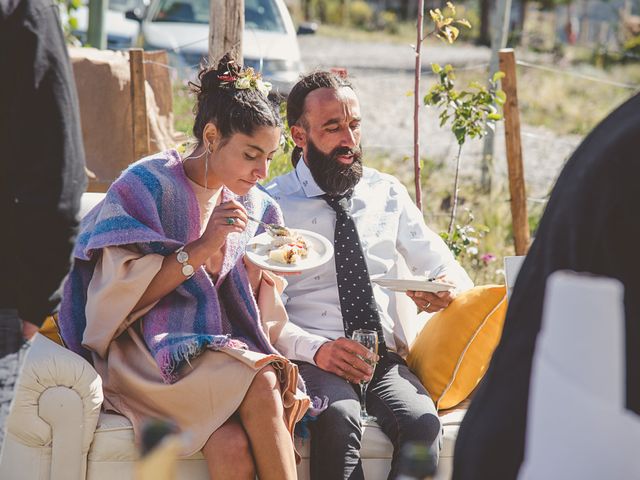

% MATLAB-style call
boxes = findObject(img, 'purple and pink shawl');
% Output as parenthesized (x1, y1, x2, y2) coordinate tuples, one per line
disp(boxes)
(58, 150, 284, 383)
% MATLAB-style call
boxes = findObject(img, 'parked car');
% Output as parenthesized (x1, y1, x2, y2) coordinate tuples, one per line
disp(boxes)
(70, 0, 147, 50)
(126, 0, 307, 95)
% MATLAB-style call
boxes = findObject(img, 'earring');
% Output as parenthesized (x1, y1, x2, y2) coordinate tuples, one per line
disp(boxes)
(204, 145, 211, 190)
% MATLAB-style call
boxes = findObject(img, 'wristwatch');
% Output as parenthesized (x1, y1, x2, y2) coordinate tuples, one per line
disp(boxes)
(175, 246, 195, 278)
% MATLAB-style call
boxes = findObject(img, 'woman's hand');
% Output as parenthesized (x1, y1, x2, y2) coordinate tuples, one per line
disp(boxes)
(200, 200, 248, 250)
(134, 200, 252, 312)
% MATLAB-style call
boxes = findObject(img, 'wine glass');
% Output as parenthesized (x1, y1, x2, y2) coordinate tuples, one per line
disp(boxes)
(351, 328, 379, 423)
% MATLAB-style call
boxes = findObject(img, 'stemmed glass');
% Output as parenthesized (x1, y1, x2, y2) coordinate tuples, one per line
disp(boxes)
(351, 328, 379, 423)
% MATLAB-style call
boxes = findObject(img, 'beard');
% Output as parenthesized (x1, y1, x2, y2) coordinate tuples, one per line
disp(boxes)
(305, 139, 363, 197)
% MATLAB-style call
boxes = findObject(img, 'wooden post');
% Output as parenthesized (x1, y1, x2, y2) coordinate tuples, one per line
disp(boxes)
(209, 0, 244, 65)
(343, 0, 351, 26)
(87, 0, 107, 49)
(599, 21, 609, 45)
(499, 48, 530, 255)
(480, 0, 513, 193)
(579, 17, 590, 45)
(129, 48, 150, 161)
(413, 0, 424, 212)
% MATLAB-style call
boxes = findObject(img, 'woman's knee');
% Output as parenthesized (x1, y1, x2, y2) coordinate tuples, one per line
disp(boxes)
(241, 366, 283, 414)
(250, 365, 279, 393)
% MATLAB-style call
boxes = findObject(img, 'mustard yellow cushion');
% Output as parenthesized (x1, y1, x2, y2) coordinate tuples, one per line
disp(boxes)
(407, 285, 507, 410)
(39, 315, 65, 346)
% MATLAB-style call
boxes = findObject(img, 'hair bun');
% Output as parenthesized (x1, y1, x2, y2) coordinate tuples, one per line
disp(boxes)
(190, 51, 280, 144)
(190, 53, 241, 100)
(215, 53, 241, 79)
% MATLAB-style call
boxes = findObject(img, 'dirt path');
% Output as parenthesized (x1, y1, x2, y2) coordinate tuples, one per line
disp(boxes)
(298, 35, 582, 198)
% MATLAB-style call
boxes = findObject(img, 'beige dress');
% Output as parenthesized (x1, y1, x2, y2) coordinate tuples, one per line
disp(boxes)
(83, 179, 309, 456)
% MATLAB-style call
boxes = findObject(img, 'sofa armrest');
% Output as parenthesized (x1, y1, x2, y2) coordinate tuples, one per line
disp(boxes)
(5, 333, 103, 475)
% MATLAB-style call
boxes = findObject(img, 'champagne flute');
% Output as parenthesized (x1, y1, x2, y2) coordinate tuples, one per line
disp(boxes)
(351, 328, 378, 423)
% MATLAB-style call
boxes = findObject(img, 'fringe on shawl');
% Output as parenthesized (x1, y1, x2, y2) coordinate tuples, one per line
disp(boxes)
(155, 334, 250, 383)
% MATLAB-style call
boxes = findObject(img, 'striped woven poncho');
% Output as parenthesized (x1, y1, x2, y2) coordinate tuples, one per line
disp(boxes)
(58, 150, 284, 383)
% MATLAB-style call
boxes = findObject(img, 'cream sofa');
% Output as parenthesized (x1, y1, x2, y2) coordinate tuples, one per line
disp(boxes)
(0, 191, 473, 479)
(0, 333, 466, 480)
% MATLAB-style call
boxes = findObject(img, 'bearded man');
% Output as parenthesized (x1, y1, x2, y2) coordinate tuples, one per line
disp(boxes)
(266, 71, 473, 480)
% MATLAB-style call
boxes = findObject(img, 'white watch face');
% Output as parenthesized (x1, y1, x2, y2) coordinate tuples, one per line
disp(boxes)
(182, 264, 195, 277)
(177, 250, 189, 263)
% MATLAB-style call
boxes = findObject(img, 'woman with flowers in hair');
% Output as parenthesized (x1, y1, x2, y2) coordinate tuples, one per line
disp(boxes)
(57, 54, 309, 479)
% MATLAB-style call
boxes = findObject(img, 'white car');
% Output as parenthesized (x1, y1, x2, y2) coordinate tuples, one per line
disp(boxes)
(128, 0, 306, 94)
(70, 0, 147, 50)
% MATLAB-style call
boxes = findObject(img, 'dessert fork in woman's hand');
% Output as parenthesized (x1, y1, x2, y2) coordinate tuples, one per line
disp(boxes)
(246, 215, 290, 237)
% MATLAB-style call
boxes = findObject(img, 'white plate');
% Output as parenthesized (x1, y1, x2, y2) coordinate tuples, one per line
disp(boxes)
(245, 229, 334, 273)
(372, 278, 454, 293)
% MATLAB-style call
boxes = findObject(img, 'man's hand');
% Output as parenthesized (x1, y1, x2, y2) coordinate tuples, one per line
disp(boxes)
(314, 338, 379, 384)
(407, 276, 457, 313)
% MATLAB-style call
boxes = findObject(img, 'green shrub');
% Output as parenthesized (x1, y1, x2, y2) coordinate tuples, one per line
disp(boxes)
(623, 34, 640, 61)
(378, 10, 399, 34)
(265, 151, 293, 182)
(453, 4, 479, 42)
(349, 0, 373, 28)
(324, 0, 344, 25)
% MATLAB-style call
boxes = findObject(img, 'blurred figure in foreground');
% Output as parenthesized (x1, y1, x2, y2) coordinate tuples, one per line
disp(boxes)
(0, 0, 86, 357)
(453, 93, 640, 479)
(0, 0, 86, 449)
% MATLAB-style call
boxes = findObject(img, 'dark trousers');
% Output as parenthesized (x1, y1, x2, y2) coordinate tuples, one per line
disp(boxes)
(0, 309, 22, 359)
(299, 352, 441, 480)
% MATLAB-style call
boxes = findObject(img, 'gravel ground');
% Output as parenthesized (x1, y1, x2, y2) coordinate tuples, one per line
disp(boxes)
(298, 35, 583, 198)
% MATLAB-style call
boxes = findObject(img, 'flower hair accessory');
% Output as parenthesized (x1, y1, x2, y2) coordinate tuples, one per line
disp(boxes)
(217, 62, 272, 97)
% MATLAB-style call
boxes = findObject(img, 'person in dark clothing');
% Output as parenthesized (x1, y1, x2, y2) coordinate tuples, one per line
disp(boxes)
(0, 0, 86, 357)
(453, 93, 640, 479)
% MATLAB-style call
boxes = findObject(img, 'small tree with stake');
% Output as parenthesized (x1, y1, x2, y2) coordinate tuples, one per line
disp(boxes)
(423, 66, 506, 245)
(413, 3, 506, 259)
(413, 2, 472, 211)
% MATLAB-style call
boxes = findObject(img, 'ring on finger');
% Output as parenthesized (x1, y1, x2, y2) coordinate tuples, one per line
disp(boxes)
(424, 301, 431, 310)
(225, 217, 236, 225)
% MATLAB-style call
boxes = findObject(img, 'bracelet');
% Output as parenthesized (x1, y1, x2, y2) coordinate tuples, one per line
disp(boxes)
(175, 246, 195, 278)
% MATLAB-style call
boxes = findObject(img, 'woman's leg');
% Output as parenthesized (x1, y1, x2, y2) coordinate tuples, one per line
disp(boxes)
(238, 365, 297, 480)
(202, 416, 256, 480)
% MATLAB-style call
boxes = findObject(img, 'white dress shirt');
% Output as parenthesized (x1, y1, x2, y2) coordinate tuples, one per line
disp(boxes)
(266, 160, 473, 364)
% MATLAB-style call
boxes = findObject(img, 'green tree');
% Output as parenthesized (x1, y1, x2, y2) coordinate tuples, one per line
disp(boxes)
(423, 66, 505, 242)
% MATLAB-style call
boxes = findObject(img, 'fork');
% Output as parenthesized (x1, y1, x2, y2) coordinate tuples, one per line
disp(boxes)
(426, 264, 447, 282)
(247, 215, 290, 237)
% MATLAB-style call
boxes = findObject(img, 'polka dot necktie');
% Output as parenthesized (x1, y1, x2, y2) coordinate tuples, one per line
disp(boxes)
(323, 193, 387, 357)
